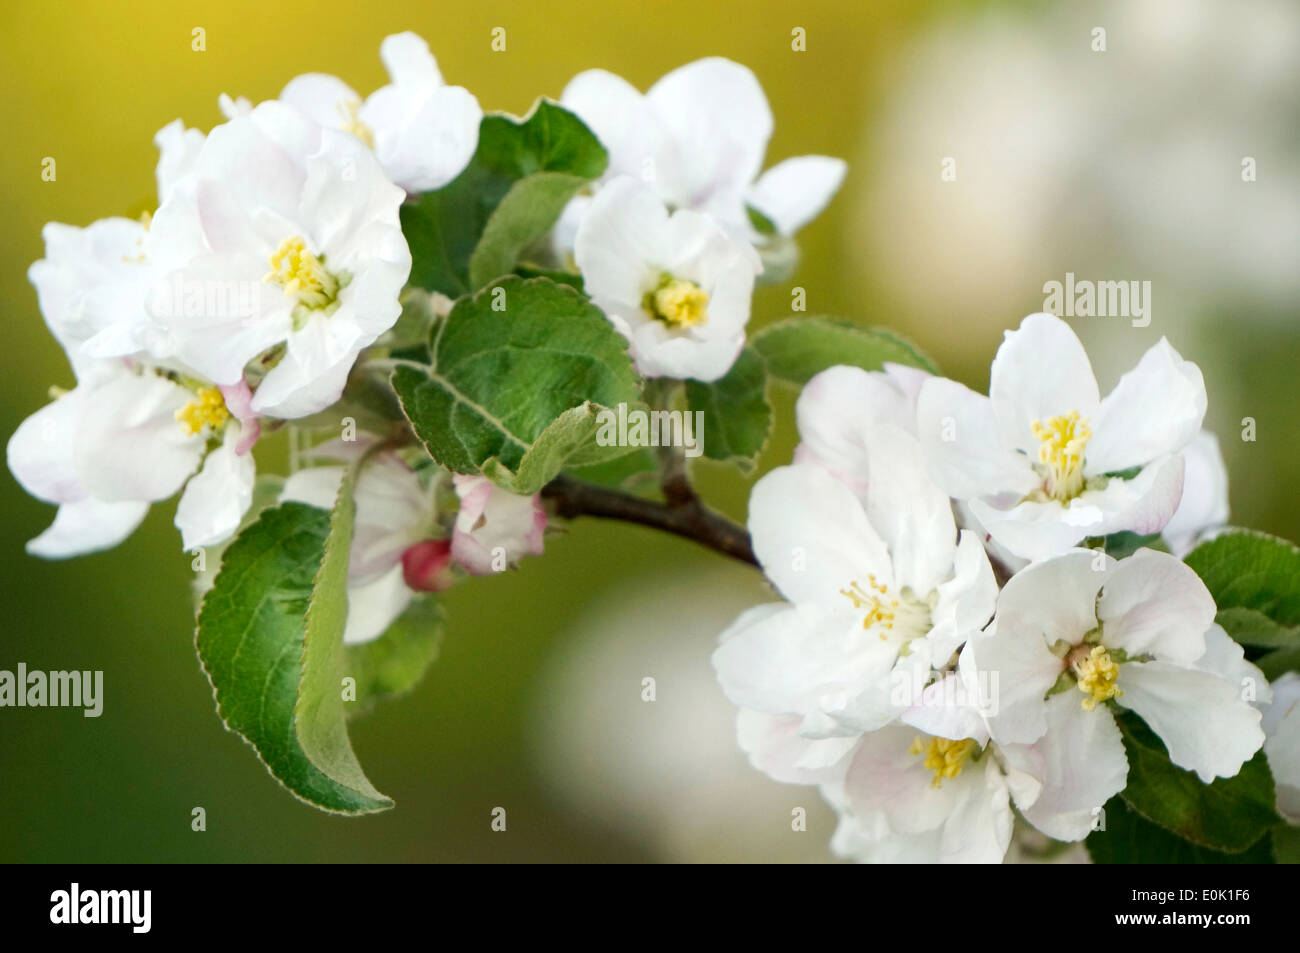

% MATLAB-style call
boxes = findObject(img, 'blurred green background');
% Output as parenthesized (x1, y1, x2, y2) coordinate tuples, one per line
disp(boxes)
(2, 0, 1296, 862)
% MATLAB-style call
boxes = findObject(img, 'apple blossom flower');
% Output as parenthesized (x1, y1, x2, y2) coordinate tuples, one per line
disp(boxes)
(130, 100, 411, 419)
(967, 548, 1267, 783)
(1262, 672, 1300, 822)
(916, 312, 1207, 561)
(712, 428, 998, 749)
(792, 362, 930, 499)
(274, 32, 481, 193)
(8, 359, 256, 556)
(560, 57, 845, 241)
(574, 175, 760, 382)
(1161, 429, 1229, 556)
(450, 474, 546, 575)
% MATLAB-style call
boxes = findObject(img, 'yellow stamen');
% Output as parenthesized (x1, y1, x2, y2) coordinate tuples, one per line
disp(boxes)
(265, 236, 340, 309)
(840, 574, 928, 640)
(337, 97, 375, 149)
(175, 386, 230, 436)
(1031, 410, 1091, 501)
(1073, 644, 1122, 711)
(910, 735, 978, 789)
(646, 276, 709, 328)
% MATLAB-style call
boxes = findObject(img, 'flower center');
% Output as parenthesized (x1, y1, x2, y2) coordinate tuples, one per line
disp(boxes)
(644, 274, 709, 328)
(265, 236, 341, 310)
(175, 386, 230, 436)
(337, 97, 375, 149)
(910, 735, 978, 788)
(839, 574, 931, 641)
(1070, 644, 1122, 711)
(1031, 410, 1091, 501)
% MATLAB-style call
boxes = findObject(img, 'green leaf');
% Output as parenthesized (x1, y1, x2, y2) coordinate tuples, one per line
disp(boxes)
(1215, 606, 1300, 649)
(752, 316, 938, 386)
(1184, 529, 1300, 626)
(343, 596, 444, 716)
(400, 99, 606, 298)
(1087, 796, 1274, 863)
(196, 478, 392, 814)
(684, 346, 771, 473)
(1115, 710, 1278, 852)
(391, 276, 642, 494)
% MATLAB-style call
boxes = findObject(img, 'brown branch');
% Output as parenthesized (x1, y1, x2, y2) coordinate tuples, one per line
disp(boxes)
(541, 473, 758, 567)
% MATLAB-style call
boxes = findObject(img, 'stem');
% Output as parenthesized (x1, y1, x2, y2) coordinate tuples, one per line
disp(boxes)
(541, 474, 757, 568)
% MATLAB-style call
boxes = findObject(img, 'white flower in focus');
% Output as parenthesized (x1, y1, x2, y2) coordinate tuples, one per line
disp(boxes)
(574, 175, 760, 382)
(1262, 673, 1300, 822)
(451, 474, 546, 575)
(560, 57, 845, 241)
(139, 101, 411, 419)
(7, 361, 256, 556)
(917, 313, 1207, 561)
(712, 433, 998, 756)
(969, 548, 1268, 783)
(276, 32, 481, 193)
(1161, 429, 1229, 557)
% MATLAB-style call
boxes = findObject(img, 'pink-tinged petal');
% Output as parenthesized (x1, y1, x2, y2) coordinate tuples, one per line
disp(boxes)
(27, 498, 149, 559)
(734, 709, 856, 785)
(989, 313, 1100, 456)
(1093, 452, 1186, 538)
(917, 376, 1038, 501)
(1087, 338, 1207, 475)
(450, 475, 546, 575)
(844, 724, 962, 834)
(401, 538, 455, 592)
(1000, 692, 1128, 842)
(1097, 548, 1214, 666)
(1118, 661, 1265, 782)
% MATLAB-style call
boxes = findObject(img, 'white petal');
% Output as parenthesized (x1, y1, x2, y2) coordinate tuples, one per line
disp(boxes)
(859, 423, 957, 595)
(735, 709, 856, 784)
(1162, 431, 1229, 556)
(1263, 674, 1300, 821)
(746, 155, 847, 236)
(342, 563, 413, 645)
(989, 313, 1100, 456)
(27, 498, 149, 559)
(8, 394, 83, 504)
(561, 69, 668, 183)
(363, 84, 481, 193)
(646, 58, 773, 211)
(1097, 548, 1214, 666)
(1118, 661, 1266, 782)
(74, 373, 204, 502)
(747, 464, 892, 606)
(711, 602, 898, 732)
(378, 32, 442, 87)
(1087, 338, 1207, 475)
(279, 73, 364, 131)
(970, 495, 1104, 562)
(916, 376, 1037, 500)
(174, 429, 255, 551)
(793, 366, 893, 498)
(927, 530, 999, 661)
(1002, 692, 1128, 842)
(938, 757, 1015, 864)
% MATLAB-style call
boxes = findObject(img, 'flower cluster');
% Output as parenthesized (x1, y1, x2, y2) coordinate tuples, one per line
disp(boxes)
(712, 313, 1272, 863)
(7, 33, 548, 636)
